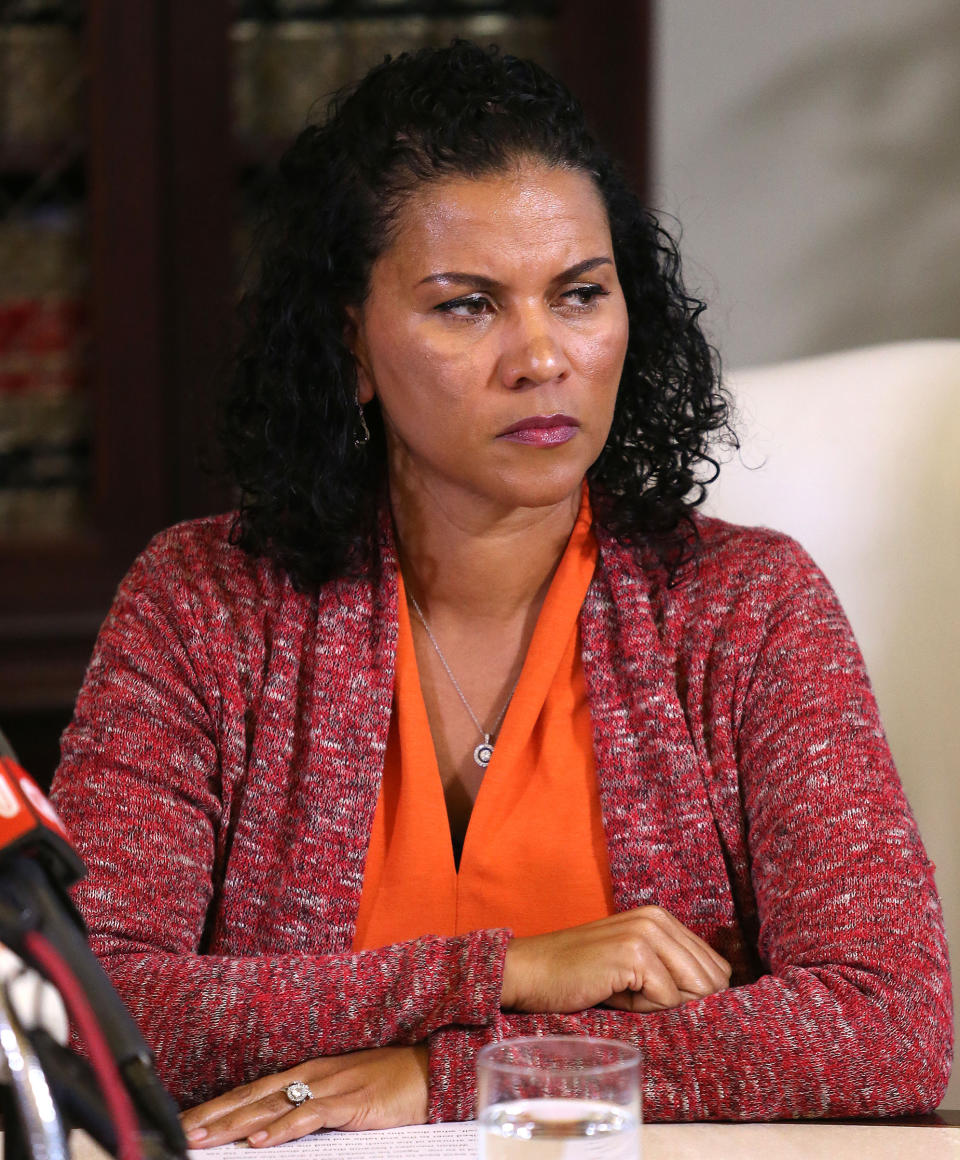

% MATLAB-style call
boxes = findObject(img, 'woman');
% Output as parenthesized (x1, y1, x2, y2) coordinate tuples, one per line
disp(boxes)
(51, 42, 951, 1147)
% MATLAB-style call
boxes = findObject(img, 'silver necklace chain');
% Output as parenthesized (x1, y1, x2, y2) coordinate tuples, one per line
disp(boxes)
(407, 591, 518, 769)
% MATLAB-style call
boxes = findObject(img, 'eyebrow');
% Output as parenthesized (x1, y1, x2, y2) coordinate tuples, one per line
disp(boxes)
(417, 256, 614, 290)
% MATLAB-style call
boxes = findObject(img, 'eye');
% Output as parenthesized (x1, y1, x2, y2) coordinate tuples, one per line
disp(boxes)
(434, 294, 494, 318)
(560, 284, 609, 310)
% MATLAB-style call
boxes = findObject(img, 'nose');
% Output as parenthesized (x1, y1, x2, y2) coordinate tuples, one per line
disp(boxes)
(498, 306, 571, 389)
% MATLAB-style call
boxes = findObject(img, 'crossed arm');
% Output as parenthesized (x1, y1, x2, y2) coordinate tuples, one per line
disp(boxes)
(182, 907, 732, 1148)
(50, 532, 953, 1146)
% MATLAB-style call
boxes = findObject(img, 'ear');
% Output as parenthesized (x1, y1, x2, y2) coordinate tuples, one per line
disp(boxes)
(344, 305, 376, 404)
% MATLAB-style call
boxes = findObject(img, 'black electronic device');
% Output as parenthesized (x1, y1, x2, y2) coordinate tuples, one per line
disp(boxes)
(0, 731, 187, 1160)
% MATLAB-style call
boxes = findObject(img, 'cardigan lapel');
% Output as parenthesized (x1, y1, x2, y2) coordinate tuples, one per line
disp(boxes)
(214, 531, 399, 957)
(299, 530, 400, 951)
(583, 531, 736, 938)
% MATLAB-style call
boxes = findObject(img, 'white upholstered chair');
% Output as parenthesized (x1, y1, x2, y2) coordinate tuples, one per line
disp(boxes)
(704, 340, 960, 1107)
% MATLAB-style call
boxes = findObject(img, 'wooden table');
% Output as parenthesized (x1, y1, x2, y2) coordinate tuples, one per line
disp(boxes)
(5, 1115, 959, 1158)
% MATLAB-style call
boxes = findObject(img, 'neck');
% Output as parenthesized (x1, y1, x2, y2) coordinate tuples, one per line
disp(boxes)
(391, 480, 584, 625)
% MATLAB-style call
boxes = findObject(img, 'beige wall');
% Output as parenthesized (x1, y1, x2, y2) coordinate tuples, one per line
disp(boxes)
(652, 0, 960, 368)
(654, 2, 959, 1107)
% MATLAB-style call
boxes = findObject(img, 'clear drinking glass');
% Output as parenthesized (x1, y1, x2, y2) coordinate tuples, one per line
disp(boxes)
(477, 1036, 641, 1159)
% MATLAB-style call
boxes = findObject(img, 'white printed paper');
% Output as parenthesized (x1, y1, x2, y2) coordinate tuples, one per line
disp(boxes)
(187, 1121, 478, 1159)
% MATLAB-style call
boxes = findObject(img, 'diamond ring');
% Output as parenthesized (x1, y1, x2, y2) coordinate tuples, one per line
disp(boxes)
(283, 1080, 313, 1107)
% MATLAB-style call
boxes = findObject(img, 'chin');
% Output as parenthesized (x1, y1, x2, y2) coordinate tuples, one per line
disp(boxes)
(490, 463, 590, 512)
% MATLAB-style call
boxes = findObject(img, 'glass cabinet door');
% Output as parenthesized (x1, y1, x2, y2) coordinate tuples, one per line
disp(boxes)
(230, 1, 561, 276)
(0, 1, 89, 543)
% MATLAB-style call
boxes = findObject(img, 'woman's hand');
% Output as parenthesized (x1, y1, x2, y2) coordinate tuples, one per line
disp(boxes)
(501, 906, 731, 1014)
(181, 1045, 429, 1149)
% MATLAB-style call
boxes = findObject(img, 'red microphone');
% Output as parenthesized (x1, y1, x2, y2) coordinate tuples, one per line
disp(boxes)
(0, 753, 86, 889)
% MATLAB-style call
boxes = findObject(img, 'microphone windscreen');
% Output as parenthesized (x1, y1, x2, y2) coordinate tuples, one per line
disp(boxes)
(0, 756, 85, 887)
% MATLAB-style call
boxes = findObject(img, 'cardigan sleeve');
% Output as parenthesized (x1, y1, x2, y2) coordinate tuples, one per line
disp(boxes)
(50, 531, 509, 1109)
(424, 541, 953, 1123)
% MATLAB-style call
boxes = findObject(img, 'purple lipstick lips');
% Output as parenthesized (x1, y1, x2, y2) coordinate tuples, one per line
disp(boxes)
(499, 414, 579, 446)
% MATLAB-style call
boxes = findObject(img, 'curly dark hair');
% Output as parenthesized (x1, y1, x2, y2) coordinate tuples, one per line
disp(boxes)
(222, 40, 734, 588)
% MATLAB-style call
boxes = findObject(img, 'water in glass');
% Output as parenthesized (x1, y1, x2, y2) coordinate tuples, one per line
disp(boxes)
(479, 1096, 640, 1158)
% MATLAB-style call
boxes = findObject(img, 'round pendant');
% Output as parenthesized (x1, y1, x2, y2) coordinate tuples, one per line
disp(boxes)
(473, 741, 494, 768)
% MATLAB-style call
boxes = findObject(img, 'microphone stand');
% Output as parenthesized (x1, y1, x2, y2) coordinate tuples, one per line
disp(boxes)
(0, 979, 69, 1160)
(0, 864, 187, 1159)
(0, 729, 185, 1157)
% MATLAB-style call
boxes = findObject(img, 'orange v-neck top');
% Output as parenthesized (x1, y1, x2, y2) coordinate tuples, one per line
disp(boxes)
(352, 494, 616, 951)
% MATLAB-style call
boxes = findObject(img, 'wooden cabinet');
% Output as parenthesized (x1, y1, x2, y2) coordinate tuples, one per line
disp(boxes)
(1, 2, 235, 782)
(0, 0, 650, 785)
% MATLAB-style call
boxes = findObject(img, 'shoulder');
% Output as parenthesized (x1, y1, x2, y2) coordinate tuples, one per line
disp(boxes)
(596, 513, 849, 669)
(599, 512, 831, 609)
(131, 512, 273, 591)
(666, 515, 853, 663)
(116, 514, 385, 645)
(684, 512, 831, 602)
(106, 514, 312, 656)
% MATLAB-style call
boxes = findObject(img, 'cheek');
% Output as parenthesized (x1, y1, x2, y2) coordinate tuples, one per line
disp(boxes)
(574, 318, 629, 388)
(372, 314, 476, 383)
(373, 343, 482, 444)
(386, 343, 490, 422)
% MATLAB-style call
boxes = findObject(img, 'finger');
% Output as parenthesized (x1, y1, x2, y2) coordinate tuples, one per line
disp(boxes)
(608, 909, 732, 989)
(616, 918, 711, 997)
(604, 989, 653, 1012)
(605, 986, 713, 1013)
(186, 1061, 378, 1147)
(248, 1089, 365, 1147)
(610, 921, 723, 1006)
(182, 1054, 367, 1136)
(181, 1077, 281, 1133)
(185, 1090, 298, 1147)
(666, 925, 732, 985)
(668, 938, 729, 995)
(621, 948, 683, 1009)
(627, 915, 730, 998)
(633, 907, 728, 967)
(605, 989, 679, 1013)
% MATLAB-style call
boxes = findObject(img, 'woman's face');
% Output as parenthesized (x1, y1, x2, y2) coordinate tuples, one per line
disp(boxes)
(348, 160, 630, 519)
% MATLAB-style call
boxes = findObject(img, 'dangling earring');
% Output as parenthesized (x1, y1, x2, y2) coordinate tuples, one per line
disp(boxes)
(354, 397, 371, 448)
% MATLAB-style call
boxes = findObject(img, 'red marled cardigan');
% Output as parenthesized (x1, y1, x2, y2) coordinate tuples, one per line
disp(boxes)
(50, 511, 952, 1121)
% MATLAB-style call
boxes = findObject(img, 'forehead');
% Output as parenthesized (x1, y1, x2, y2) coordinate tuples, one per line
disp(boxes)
(380, 163, 613, 277)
